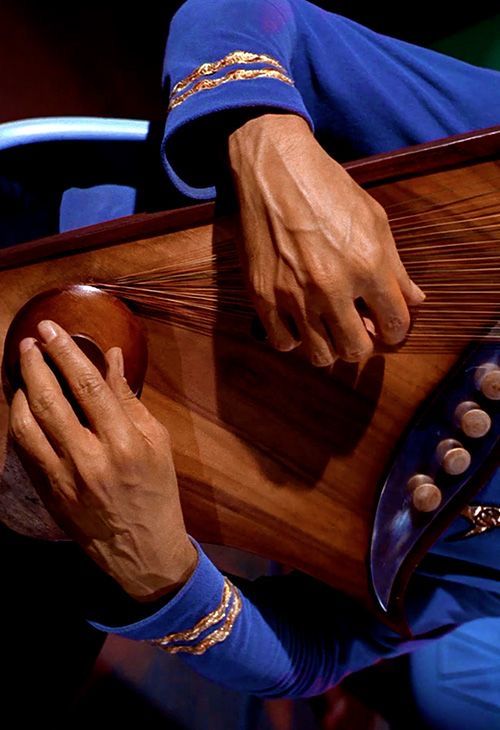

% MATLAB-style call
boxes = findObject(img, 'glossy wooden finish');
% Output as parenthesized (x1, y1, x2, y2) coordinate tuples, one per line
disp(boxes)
(3, 285, 148, 398)
(0, 127, 498, 609)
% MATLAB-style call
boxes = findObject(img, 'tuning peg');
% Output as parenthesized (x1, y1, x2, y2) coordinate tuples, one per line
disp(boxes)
(436, 438, 471, 475)
(407, 474, 442, 512)
(475, 363, 500, 400)
(454, 401, 491, 438)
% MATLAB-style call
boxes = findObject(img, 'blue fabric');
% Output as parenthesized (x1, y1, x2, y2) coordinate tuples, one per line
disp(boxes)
(431, 469, 500, 572)
(161, 0, 500, 198)
(0, 129, 189, 248)
(59, 185, 138, 231)
(410, 617, 500, 727)
(89, 538, 500, 698)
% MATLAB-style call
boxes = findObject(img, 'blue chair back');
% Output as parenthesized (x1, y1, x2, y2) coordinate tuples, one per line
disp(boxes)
(0, 116, 186, 248)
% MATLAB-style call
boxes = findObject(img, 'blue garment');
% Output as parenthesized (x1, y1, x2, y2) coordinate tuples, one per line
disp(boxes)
(161, 0, 500, 199)
(87, 0, 500, 700)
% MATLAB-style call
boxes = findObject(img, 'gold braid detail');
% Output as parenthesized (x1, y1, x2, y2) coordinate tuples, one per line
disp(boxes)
(148, 582, 243, 656)
(170, 50, 288, 98)
(168, 68, 295, 111)
(148, 578, 233, 647)
(459, 504, 500, 538)
(160, 585, 243, 656)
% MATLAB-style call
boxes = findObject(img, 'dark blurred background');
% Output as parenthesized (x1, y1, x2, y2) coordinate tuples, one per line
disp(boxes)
(1, 0, 499, 122)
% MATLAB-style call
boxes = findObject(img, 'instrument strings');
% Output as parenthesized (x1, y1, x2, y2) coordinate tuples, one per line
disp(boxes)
(96, 184, 500, 353)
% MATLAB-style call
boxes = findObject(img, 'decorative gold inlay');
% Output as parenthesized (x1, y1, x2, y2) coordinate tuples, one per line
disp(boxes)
(460, 504, 500, 538)
(170, 50, 288, 98)
(168, 68, 295, 111)
(149, 578, 233, 647)
(146, 578, 243, 656)
(161, 587, 243, 655)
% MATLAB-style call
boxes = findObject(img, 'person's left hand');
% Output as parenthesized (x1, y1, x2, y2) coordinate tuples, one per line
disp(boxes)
(8, 320, 197, 602)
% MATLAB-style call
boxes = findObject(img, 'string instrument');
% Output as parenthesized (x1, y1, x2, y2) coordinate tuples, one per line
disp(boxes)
(0, 126, 499, 624)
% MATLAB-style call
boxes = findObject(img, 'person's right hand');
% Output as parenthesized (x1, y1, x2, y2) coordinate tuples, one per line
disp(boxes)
(228, 113, 425, 367)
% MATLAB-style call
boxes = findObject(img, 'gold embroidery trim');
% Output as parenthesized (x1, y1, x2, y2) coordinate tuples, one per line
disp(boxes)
(171, 50, 288, 98)
(159, 586, 243, 655)
(168, 68, 295, 111)
(149, 578, 233, 647)
(460, 504, 500, 538)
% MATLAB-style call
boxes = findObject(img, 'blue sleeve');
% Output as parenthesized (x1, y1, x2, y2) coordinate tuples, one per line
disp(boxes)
(88, 538, 500, 698)
(162, 0, 500, 199)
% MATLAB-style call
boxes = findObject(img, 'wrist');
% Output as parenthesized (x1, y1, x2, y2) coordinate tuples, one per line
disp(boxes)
(228, 113, 314, 179)
(123, 537, 199, 604)
(229, 112, 311, 152)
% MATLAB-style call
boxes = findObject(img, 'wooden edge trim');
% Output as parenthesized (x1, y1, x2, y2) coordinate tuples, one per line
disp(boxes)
(0, 202, 215, 271)
(1, 125, 499, 271)
(345, 125, 500, 185)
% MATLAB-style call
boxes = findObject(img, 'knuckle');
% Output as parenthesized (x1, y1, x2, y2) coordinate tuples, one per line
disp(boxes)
(30, 387, 56, 417)
(251, 284, 273, 308)
(50, 469, 78, 500)
(156, 422, 172, 444)
(110, 429, 139, 462)
(9, 415, 30, 441)
(381, 313, 410, 343)
(369, 198, 389, 225)
(120, 387, 137, 403)
(75, 372, 103, 399)
(143, 419, 170, 448)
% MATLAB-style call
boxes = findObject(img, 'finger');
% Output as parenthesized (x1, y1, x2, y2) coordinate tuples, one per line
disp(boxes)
(364, 280, 411, 346)
(292, 309, 337, 367)
(36, 320, 127, 441)
(9, 386, 61, 475)
(323, 302, 374, 362)
(392, 255, 426, 306)
(104, 347, 153, 429)
(253, 299, 301, 352)
(301, 313, 338, 368)
(19, 338, 87, 457)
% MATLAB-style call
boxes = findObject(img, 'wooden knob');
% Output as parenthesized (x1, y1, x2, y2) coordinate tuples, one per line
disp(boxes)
(475, 363, 500, 400)
(454, 401, 491, 438)
(436, 439, 471, 475)
(3, 284, 148, 400)
(407, 474, 442, 513)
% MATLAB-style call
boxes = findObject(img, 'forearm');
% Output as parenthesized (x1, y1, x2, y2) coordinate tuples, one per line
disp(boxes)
(86, 538, 500, 698)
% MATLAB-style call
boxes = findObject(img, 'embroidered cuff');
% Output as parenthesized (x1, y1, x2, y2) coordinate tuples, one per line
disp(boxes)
(162, 49, 313, 200)
(149, 577, 242, 655)
(87, 538, 242, 655)
(168, 50, 294, 111)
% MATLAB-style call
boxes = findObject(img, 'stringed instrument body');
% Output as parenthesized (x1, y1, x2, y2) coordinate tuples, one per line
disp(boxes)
(0, 127, 499, 620)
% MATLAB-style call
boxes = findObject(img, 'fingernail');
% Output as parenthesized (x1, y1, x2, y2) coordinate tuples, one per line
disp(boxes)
(362, 317, 377, 336)
(276, 340, 300, 352)
(19, 337, 36, 354)
(311, 353, 334, 367)
(413, 283, 426, 302)
(37, 320, 58, 343)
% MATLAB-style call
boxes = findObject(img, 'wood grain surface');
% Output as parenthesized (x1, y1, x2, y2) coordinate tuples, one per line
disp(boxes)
(1, 126, 498, 609)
